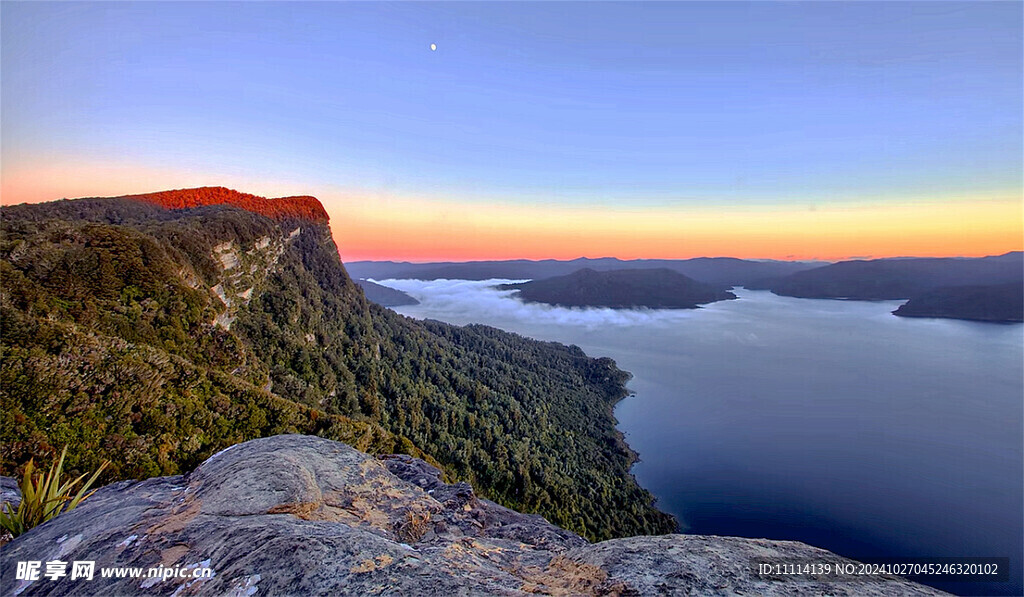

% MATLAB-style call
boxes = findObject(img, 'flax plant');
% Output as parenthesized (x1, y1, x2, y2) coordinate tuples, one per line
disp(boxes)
(0, 447, 109, 538)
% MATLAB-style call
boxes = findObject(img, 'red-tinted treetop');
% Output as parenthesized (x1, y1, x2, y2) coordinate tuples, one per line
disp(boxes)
(120, 187, 329, 222)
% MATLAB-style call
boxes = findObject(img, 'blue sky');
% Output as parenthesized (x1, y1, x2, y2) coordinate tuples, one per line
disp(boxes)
(2, 2, 1021, 260)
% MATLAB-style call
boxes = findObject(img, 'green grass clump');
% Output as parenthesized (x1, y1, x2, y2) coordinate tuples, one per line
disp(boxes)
(0, 447, 109, 538)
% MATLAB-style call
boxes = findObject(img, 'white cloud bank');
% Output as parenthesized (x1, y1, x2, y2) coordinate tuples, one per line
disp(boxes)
(371, 278, 706, 330)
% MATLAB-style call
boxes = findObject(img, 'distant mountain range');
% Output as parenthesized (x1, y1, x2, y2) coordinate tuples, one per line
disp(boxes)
(355, 252, 1023, 323)
(347, 257, 821, 288)
(746, 252, 1022, 298)
(747, 252, 1023, 323)
(498, 268, 736, 309)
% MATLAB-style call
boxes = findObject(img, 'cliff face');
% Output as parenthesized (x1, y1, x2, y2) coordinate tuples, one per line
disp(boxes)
(0, 435, 947, 597)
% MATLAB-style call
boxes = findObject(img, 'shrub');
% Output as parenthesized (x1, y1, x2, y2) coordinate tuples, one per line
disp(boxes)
(0, 447, 109, 538)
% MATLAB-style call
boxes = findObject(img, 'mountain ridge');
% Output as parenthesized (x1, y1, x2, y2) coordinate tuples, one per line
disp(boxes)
(748, 252, 1022, 300)
(745, 252, 1023, 322)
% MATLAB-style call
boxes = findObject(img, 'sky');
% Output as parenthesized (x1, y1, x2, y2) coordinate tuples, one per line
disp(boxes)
(1, 1, 1021, 261)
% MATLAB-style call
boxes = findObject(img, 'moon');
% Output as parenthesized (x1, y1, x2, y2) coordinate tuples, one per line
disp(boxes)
(430, 43, 436, 51)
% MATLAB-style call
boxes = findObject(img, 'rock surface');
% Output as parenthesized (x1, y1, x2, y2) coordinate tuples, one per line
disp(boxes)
(0, 477, 19, 510)
(0, 435, 947, 596)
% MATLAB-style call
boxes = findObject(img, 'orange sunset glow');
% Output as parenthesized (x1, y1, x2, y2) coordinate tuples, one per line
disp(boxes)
(2, 161, 1021, 263)
(331, 193, 1023, 262)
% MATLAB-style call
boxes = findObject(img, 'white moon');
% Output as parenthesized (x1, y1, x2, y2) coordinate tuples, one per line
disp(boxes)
(430, 43, 436, 51)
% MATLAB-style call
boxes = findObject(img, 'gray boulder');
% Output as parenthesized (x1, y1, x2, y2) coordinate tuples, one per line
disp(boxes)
(0, 435, 947, 596)
(0, 476, 19, 511)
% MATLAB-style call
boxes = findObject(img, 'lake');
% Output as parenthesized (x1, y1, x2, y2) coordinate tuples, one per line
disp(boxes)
(383, 279, 1023, 596)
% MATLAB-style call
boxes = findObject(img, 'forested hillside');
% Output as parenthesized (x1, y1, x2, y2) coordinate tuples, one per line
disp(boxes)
(500, 267, 736, 309)
(0, 188, 675, 541)
(893, 282, 1023, 322)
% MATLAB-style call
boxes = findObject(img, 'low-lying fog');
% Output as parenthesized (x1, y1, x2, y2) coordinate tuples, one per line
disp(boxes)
(378, 278, 1023, 596)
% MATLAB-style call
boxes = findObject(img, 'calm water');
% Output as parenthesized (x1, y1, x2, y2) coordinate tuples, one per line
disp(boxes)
(386, 280, 1023, 596)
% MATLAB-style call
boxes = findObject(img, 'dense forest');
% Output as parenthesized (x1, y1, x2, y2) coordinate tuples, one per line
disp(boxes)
(0, 189, 676, 541)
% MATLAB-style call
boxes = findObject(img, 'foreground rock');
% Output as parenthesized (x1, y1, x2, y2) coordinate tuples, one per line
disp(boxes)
(0, 435, 946, 596)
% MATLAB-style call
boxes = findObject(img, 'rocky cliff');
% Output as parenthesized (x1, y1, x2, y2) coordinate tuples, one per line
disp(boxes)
(0, 435, 946, 596)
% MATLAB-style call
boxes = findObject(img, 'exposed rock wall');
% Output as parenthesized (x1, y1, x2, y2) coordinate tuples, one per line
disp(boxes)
(0, 435, 946, 596)
(208, 230, 300, 330)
